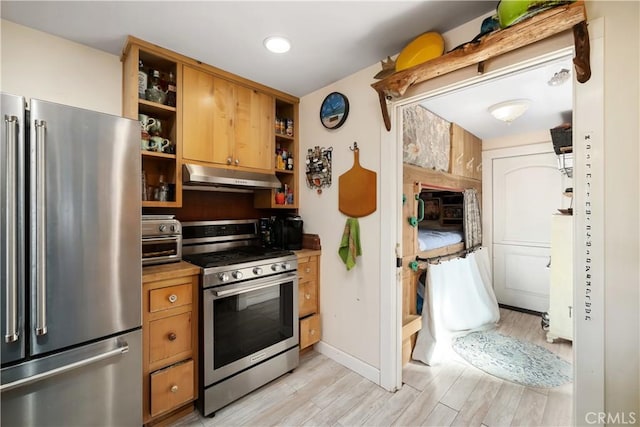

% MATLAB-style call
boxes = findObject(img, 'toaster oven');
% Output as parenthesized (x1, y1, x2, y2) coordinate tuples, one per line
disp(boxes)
(142, 215, 182, 266)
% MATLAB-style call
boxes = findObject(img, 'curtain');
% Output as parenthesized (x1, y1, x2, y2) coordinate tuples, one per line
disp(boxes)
(412, 247, 500, 365)
(463, 188, 482, 249)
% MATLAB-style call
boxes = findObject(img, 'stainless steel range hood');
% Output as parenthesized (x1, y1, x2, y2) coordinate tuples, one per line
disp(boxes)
(183, 163, 281, 192)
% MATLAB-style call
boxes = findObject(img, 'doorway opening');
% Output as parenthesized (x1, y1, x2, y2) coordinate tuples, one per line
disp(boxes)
(397, 51, 575, 424)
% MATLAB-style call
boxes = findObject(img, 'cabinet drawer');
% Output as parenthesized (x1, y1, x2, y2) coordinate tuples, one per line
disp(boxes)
(300, 314, 321, 349)
(149, 283, 192, 313)
(149, 312, 192, 364)
(150, 359, 194, 417)
(299, 281, 318, 318)
(298, 259, 317, 284)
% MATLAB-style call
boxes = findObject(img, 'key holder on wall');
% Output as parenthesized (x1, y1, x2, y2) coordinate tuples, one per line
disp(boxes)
(306, 146, 333, 194)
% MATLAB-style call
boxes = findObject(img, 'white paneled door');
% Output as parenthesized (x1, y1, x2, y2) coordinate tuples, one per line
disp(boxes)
(492, 151, 564, 312)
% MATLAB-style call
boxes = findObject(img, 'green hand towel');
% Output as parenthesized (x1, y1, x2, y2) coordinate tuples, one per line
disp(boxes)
(338, 218, 362, 271)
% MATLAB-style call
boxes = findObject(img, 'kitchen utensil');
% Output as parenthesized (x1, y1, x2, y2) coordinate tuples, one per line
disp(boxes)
(338, 142, 377, 218)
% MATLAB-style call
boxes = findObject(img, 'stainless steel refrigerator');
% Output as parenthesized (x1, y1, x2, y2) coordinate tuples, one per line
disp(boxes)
(1, 93, 142, 426)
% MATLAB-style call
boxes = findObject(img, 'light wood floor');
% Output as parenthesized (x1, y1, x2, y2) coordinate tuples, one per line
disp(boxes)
(171, 308, 573, 427)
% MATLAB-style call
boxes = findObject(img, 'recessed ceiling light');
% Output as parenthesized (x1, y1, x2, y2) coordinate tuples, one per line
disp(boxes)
(264, 36, 291, 54)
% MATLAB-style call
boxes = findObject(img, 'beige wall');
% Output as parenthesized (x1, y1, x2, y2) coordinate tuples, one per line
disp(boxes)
(299, 61, 383, 370)
(1, 19, 121, 115)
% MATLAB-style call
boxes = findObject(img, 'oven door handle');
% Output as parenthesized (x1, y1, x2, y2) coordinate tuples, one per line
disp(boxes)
(212, 272, 297, 298)
(142, 236, 180, 242)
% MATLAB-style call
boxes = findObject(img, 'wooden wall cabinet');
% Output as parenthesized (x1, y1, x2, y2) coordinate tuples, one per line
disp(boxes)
(123, 36, 300, 213)
(547, 214, 573, 342)
(450, 123, 482, 181)
(182, 65, 273, 172)
(295, 250, 321, 350)
(142, 262, 200, 425)
(122, 39, 183, 208)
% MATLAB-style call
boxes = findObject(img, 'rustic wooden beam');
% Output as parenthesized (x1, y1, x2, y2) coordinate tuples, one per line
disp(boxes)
(372, 1, 589, 131)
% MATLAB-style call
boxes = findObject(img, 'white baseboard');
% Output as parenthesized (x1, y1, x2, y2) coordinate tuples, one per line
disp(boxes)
(313, 340, 380, 385)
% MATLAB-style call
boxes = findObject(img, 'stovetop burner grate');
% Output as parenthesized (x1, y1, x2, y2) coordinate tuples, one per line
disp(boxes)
(183, 247, 294, 269)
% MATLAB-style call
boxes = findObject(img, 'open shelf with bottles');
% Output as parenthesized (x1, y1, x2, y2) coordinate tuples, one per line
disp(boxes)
(254, 98, 299, 210)
(122, 37, 182, 207)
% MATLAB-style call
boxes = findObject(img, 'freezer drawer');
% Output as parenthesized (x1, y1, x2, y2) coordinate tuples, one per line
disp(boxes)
(1, 329, 142, 427)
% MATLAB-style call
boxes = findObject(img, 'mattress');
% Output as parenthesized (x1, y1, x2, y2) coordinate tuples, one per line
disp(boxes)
(417, 228, 464, 251)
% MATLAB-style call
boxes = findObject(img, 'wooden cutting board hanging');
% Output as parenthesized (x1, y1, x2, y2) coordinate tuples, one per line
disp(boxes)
(339, 142, 377, 217)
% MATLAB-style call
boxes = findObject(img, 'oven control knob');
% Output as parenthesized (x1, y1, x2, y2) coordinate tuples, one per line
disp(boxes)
(159, 224, 166, 232)
(232, 271, 243, 279)
(170, 224, 176, 232)
(218, 272, 230, 282)
(282, 262, 291, 270)
(271, 264, 281, 272)
(253, 267, 263, 275)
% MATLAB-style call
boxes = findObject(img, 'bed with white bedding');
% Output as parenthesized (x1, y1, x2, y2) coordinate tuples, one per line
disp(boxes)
(417, 227, 465, 252)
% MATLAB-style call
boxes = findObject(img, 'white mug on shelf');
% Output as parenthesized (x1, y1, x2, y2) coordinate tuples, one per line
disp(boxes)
(149, 136, 170, 153)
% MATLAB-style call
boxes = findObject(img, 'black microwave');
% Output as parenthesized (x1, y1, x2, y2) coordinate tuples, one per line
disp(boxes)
(260, 216, 303, 250)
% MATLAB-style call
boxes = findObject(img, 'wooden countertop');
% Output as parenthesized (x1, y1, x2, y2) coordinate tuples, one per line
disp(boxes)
(142, 261, 200, 283)
(294, 248, 322, 258)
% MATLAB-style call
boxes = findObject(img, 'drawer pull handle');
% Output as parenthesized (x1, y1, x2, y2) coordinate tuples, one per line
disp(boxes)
(168, 332, 177, 341)
(170, 385, 179, 393)
(305, 267, 311, 273)
(305, 293, 311, 300)
(310, 329, 316, 335)
(168, 294, 178, 303)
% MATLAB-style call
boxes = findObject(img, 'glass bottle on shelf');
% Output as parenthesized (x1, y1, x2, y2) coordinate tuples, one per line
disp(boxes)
(146, 69, 167, 104)
(166, 72, 176, 107)
(157, 174, 169, 202)
(138, 60, 147, 99)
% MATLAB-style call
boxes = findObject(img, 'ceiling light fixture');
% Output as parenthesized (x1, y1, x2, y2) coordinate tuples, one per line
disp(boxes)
(548, 68, 571, 86)
(263, 36, 291, 54)
(488, 99, 531, 123)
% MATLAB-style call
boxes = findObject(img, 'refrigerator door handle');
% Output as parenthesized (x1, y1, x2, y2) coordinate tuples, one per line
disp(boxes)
(4, 115, 19, 343)
(0, 342, 130, 393)
(34, 119, 47, 336)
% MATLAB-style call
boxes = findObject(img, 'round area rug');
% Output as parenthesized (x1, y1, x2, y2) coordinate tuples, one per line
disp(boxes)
(452, 331, 572, 388)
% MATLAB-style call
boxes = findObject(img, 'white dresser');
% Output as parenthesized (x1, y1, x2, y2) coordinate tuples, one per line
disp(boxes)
(547, 214, 573, 342)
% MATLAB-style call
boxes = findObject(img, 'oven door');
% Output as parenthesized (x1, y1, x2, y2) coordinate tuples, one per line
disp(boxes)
(203, 271, 299, 385)
(141, 235, 181, 266)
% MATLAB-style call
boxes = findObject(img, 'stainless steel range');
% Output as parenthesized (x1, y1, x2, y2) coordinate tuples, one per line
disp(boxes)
(181, 219, 299, 417)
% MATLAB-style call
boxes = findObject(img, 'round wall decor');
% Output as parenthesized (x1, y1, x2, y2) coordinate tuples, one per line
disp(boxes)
(320, 92, 349, 129)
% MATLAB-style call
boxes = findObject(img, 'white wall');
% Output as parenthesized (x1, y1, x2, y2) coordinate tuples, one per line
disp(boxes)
(482, 129, 554, 151)
(1, 19, 121, 115)
(299, 61, 383, 373)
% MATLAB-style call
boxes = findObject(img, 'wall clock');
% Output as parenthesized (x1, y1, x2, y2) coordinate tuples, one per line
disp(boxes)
(320, 92, 349, 129)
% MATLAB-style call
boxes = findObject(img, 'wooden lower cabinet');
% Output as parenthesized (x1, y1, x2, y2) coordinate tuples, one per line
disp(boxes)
(150, 360, 195, 417)
(142, 262, 200, 425)
(295, 249, 321, 350)
(300, 314, 321, 349)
